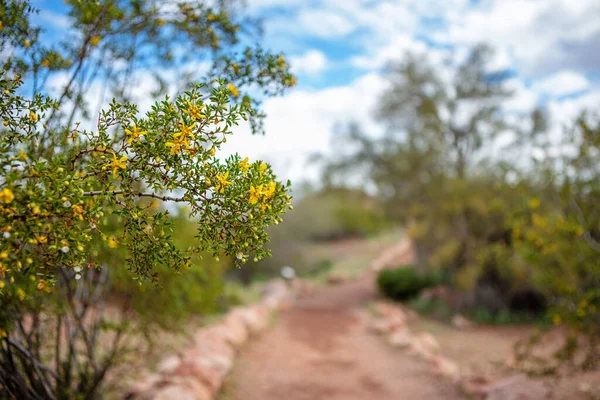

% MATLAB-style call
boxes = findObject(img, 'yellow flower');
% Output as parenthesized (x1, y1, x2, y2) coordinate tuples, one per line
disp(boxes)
(239, 157, 250, 173)
(125, 125, 147, 144)
(528, 198, 540, 209)
(0, 251, 7, 259)
(29, 111, 37, 122)
(34, 235, 47, 244)
(249, 185, 261, 204)
(18, 148, 27, 160)
(0, 188, 14, 204)
(208, 13, 216, 21)
(277, 54, 285, 66)
(166, 122, 195, 154)
(259, 162, 268, 176)
(106, 153, 127, 175)
(37, 279, 46, 291)
(184, 100, 206, 120)
(24, 40, 30, 49)
(72, 204, 85, 221)
(174, 121, 195, 140)
(165, 138, 185, 154)
(261, 181, 276, 199)
(227, 83, 239, 97)
(90, 36, 101, 46)
(107, 236, 118, 248)
(215, 171, 232, 193)
(41, 59, 50, 68)
(17, 288, 25, 301)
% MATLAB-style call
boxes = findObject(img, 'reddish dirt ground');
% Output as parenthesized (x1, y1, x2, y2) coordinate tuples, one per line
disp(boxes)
(221, 274, 463, 400)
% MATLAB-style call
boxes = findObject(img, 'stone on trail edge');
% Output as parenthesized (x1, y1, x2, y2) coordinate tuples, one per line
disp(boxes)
(369, 299, 556, 400)
(126, 280, 291, 400)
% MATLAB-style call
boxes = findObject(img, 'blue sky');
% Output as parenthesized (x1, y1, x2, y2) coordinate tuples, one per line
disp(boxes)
(31, 0, 600, 185)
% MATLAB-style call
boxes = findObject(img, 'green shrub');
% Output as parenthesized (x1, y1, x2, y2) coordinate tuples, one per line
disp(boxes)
(377, 267, 433, 301)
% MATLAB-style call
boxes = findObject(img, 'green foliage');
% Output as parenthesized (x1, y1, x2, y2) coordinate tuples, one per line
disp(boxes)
(322, 46, 600, 369)
(0, 0, 296, 397)
(283, 188, 389, 241)
(377, 267, 433, 301)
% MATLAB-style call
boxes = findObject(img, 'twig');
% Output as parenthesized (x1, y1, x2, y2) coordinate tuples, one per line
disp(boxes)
(83, 190, 186, 202)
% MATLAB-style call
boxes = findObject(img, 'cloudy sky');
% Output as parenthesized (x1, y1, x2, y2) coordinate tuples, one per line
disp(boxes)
(37, 0, 600, 186)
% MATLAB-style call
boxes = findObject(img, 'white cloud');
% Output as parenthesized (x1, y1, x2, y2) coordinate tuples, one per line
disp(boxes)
(297, 10, 355, 37)
(350, 34, 427, 70)
(503, 78, 539, 114)
(37, 10, 72, 30)
(221, 73, 389, 184)
(444, 0, 600, 76)
(533, 71, 590, 98)
(290, 50, 328, 76)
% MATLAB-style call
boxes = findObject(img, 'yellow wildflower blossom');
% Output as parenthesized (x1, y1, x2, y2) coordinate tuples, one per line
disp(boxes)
(17, 288, 25, 301)
(41, 59, 50, 68)
(259, 162, 268, 176)
(528, 198, 540, 209)
(261, 181, 277, 199)
(29, 111, 37, 122)
(106, 153, 127, 175)
(227, 83, 239, 97)
(72, 204, 85, 221)
(18, 148, 27, 160)
(0, 188, 14, 204)
(215, 171, 232, 193)
(249, 185, 261, 204)
(107, 236, 118, 248)
(277, 54, 285, 66)
(90, 36, 101, 46)
(239, 157, 250, 173)
(34, 235, 47, 244)
(174, 121, 195, 141)
(125, 125, 147, 144)
(166, 121, 195, 154)
(165, 137, 187, 154)
(184, 100, 206, 120)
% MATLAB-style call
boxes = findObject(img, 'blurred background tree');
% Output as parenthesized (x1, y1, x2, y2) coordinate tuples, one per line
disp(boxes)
(320, 47, 599, 370)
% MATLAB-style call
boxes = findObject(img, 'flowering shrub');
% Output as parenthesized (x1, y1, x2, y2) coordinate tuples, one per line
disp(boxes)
(0, 75, 291, 298)
(0, 0, 295, 396)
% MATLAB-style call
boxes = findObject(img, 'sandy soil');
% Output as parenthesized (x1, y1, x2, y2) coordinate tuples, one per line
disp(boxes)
(220, 275, 463, 400)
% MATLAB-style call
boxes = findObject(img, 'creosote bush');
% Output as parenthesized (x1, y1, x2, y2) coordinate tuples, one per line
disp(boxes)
(0, 0, 296, 397)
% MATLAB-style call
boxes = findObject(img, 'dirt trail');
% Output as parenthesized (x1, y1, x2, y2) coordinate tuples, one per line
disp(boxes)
(221, 274, 462, 400)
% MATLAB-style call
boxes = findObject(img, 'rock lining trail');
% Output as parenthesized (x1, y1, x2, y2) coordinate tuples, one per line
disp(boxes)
(222, 274, 462, 400)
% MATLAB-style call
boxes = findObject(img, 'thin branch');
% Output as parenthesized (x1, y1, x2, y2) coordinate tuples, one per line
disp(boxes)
(569, 198, 600, 253)
(83, 190, 186, 202)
